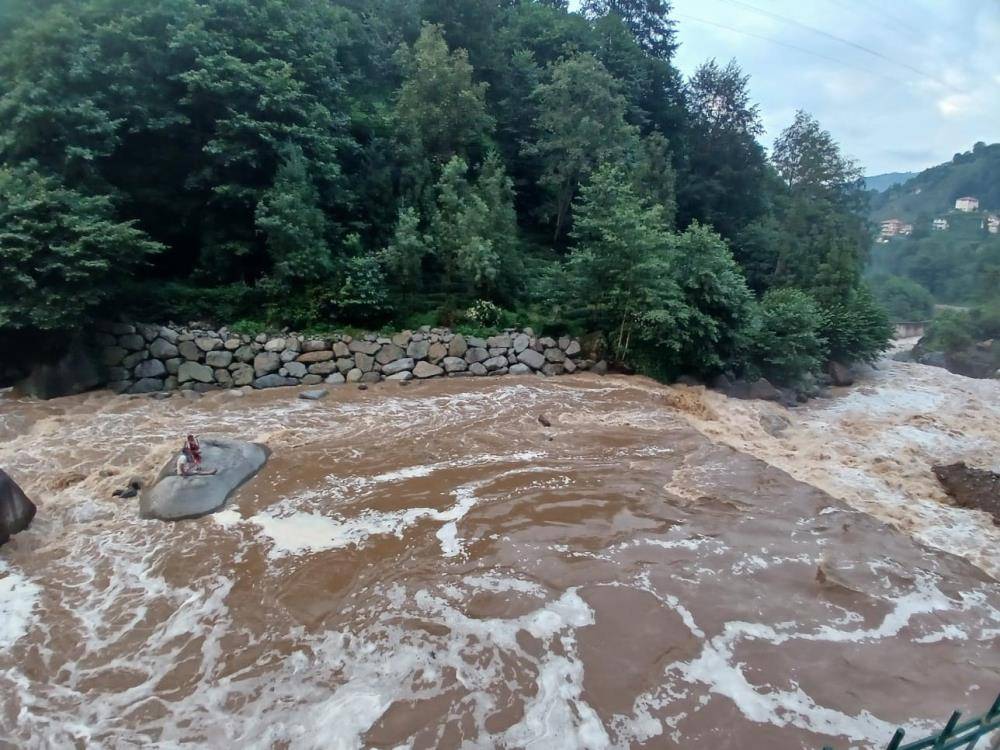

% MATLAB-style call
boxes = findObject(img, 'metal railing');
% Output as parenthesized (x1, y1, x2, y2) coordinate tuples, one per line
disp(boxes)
(822, 693, 1000, 750)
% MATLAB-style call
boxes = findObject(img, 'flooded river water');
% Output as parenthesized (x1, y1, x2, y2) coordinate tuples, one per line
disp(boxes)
(1, 363, 998, 749)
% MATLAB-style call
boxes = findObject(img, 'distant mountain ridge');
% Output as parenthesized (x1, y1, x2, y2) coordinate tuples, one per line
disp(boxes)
(864, 172, 916, 193)
(869, 142, 1000, 221)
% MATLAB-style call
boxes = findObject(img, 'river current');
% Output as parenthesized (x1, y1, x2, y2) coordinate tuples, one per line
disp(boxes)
(1, 362, 998, 749)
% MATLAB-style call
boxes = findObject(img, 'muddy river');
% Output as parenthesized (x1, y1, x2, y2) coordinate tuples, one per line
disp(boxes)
(1, 362, 998, 749)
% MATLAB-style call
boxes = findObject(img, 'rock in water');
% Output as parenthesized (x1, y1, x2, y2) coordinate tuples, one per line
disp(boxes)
(18, 336, 105, 400)
(298, 389, 328, 400)
(139, 438, 268, 521)
(826, 360, 854, 387)
(0, 469, 37, 544)
(933, 462, 999, 524)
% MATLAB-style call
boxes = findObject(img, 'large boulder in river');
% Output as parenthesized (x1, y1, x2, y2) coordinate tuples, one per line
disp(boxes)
(933, 462, 999, 525)
(139, 438, 268, 521)
(0, 469, 37, 545)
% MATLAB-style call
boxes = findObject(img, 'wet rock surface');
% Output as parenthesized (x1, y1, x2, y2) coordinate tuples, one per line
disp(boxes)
(933, 462, 999, 524)
(0, 467, 36, 544)
(139, 438, 269, 521)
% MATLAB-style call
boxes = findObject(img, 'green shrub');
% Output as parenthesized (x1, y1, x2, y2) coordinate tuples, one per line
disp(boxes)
(0, 165, 162, 331)
(335, 251, 390, 326)
(121, 281, 262, 325)
(924, 310, 974, 353)
(464, 300, 503, 328)
(869, 274, 934, 321)
(820, 285, 892, 363)
(747, 288, 827, 385)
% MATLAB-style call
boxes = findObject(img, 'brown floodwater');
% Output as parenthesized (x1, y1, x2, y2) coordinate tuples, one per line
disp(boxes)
(0, 369, 997, 749)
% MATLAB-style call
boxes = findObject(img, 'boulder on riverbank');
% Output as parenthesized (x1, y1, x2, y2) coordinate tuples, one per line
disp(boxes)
(933, 462, 999, 525)
(0, 468, 37, 544)
(911, 338, 999, 380)
(18, 335, 105, 400)
(139, 438, 268, 521)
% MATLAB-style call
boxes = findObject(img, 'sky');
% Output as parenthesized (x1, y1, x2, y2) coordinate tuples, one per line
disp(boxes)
(578, 1, 1000, 176)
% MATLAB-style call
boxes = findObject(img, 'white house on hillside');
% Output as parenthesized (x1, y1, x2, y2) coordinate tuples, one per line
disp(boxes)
(987, 214, 999, 234)
(879, 218, 913, 238)
(955, 196, 979, 212)
(933, 218, 949, 231)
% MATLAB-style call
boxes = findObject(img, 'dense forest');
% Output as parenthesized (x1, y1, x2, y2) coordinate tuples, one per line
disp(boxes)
(0, 0, 890, 385)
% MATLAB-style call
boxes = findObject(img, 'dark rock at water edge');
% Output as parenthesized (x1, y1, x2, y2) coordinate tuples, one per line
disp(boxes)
(0, 468, 37, 545)
(933, 462, 999, 525)
(298, 389, 328, 400)
(139, 438, 269, 521)
(912, 337, 999, 380)
(17, 336, 105, 400)
(826, 361, 854, 387)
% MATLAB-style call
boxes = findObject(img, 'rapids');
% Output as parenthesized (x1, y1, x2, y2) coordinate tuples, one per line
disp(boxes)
(0, 363, 998, 749)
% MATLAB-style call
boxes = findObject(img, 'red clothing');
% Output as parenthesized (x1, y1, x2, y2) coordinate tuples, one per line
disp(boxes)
(186, 436, 202, 465)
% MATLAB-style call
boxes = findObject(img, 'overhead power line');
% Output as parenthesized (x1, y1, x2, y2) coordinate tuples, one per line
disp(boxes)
(833, 0, 924, 39)
(711, 0, 958, 92)
(675, 12, 906, 86)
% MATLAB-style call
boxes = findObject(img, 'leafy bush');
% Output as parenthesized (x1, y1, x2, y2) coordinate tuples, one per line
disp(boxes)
(923, 310, 974, 353)
(747, 288, 827, 385)
(820, 285, 892, 363)
(123, 281, 265, 326)
(0, 165, 162, 331)
(335, 250, 390, 325)
(668, 222, 755, 376)
(868, 274, 934, 321)
(465, 300, 503, 328)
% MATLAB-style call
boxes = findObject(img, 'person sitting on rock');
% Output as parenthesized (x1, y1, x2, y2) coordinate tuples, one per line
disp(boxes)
(177, 440, 216, 477)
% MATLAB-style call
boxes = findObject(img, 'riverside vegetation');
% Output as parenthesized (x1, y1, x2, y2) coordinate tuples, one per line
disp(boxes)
(0, 0, 891, 389)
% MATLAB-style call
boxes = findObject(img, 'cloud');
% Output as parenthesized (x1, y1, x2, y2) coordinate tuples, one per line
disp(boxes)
(668, 0, 1000, 172)
(936, 93, 975, 118)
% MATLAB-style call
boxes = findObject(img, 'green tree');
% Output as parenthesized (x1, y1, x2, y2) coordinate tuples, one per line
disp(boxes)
(678, 58, 768, 239)
(581, 0, 677, 60)
(632, 130, 677, 226)
(0, 164, 162, 330)
(336, 238, 390, 324)
(868, 274, 934, 321)
(669, 223, 754, 374)
(428, 153, 520, 298)
(748, 288, 827, 385)
(820, 285, 891, 364)
(255, 144, 331, 286)
(772, 110, 864, 197)
(563, 163, 684, 364)
(768, 112, 871, 305)
(393, 23, 494, 166)
(382, 205, 428, 291)
(525, 53, 639, 242)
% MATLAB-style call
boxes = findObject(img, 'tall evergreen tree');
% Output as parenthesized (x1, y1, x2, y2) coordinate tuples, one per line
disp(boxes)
(255, 145, 332, 286)
(581, 0, 677, 60)
(393, 23, 494, 167)
(526, 54, 639, 242)
(678, 58, 768, 239)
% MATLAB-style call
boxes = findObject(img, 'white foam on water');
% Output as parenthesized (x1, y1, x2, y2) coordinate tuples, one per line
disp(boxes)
(0, 559, 40, 645)
(248, 462, 551, 559)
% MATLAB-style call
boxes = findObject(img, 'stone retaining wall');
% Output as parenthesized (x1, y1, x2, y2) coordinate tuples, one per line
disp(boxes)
(98, 322, 602, 395)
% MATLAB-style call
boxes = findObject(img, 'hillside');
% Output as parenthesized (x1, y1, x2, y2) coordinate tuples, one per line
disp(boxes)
(864, 171, 916, 192)
(870, 142, 1000, 221)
